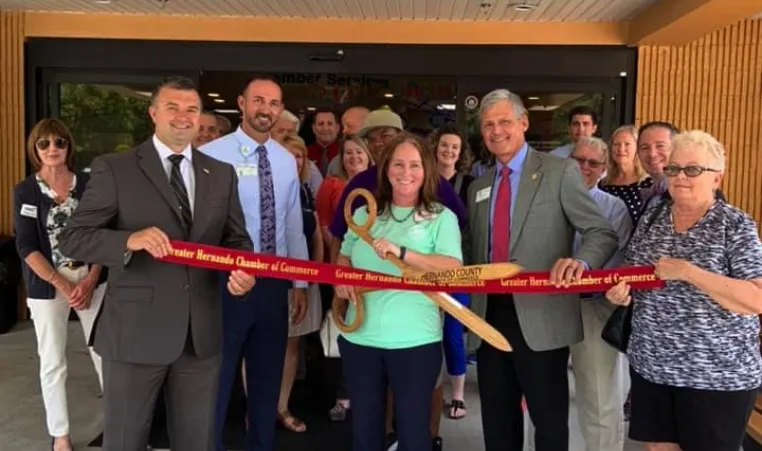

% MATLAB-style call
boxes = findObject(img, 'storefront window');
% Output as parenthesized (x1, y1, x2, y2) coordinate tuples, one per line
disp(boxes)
(199, 71, 457, 141)
(462, 92, 605, 164)
(59, 83, 154, 171)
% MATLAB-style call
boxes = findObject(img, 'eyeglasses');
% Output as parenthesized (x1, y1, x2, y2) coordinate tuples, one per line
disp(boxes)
(571, 156, 605, 169)
(663, 165, 721, 177)
(36, 137, 68, 151)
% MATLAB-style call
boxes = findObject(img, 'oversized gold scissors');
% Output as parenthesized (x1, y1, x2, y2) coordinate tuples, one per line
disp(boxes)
(331, 188, 519, 352)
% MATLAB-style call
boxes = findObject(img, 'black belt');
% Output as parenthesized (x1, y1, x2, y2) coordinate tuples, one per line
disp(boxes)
(58, 261, 86, 269)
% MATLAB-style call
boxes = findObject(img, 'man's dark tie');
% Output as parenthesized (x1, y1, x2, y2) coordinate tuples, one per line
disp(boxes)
(256, 145, 277, 254)
(168, 154, 193, 232)
(492, 167, 512, 262)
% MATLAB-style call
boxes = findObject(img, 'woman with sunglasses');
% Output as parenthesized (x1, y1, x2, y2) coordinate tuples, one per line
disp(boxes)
(605, 130, 762, 451)
(13, 118, 107, 451)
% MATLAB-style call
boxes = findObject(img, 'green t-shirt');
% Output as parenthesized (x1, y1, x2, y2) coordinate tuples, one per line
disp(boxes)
(339, 203, 463, 349)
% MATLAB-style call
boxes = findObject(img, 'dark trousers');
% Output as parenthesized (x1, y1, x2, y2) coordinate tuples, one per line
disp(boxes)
(477, 294, 570, 451)
(102, 339, 220, 451)
(339, 337, 442, 451)
(215, 278, 289, 451)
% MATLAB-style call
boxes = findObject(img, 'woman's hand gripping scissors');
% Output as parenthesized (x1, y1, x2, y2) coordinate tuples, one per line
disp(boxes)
(331, 188, 518, 352)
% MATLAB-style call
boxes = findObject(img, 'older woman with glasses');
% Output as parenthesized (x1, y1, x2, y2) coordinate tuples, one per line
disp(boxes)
(334, 133, 463, 451)
(13, 118, 107, 451)
(606, 130, 762, 451)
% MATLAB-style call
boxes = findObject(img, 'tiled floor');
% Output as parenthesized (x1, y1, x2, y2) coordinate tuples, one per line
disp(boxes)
(0, 321, 642, 450)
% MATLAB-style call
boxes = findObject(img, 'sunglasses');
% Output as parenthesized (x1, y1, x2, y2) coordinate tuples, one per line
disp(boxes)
(571, 156, 605, 169)
(663, 165, 720, 178)
(36, 137, 68, 151)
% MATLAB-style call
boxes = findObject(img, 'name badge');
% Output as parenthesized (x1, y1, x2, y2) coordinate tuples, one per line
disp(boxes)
(475, 187, 491, 203)
(236, 163, 257, 177)
(20, 204, 37, 218)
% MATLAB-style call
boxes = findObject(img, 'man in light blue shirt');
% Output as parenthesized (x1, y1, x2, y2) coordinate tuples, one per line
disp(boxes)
(549, 105, 599, 158)
(568, 136, 632, 451)
(200, 75, 309, 451)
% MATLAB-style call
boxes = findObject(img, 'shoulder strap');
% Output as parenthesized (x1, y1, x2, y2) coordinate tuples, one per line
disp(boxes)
(453, 173, 464, 195)
(625, 198, 669, 249)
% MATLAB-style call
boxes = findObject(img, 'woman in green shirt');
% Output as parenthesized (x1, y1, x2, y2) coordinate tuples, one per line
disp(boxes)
(335, 133, 463, 451)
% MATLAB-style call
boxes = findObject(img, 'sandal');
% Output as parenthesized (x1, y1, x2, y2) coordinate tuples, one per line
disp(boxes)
(329, 402, 347, 422)
(277, 411, 307, 433)
(448, 399, 467, 419)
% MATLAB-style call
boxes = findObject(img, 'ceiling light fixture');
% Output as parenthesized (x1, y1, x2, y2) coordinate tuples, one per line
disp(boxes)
(307, 106, 316, 111)
(384, 93, 394, 98)
(510, 2, 537, 12)
(207, 93, 220, 97)
(527, 96, 540, 100)
(213, 109, 239, 114)
(213, 99, 225, 103)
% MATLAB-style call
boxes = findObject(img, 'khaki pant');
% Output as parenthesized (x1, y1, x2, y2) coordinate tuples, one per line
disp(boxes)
(570, 301, 628, 451)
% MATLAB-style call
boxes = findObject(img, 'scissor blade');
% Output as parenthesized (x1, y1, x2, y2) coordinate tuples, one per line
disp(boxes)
(425, 291, 512, 352)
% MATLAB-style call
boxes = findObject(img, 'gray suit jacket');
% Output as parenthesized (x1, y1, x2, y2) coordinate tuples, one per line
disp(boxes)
(465, 148, 618, 352)
(59, 139, 253, 365)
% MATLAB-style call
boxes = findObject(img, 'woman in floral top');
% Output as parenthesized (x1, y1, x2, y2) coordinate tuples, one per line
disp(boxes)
(606, 130, 762, 451)
(13, 119, 107, 451)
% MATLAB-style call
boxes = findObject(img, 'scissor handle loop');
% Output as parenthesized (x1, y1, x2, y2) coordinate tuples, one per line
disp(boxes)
(344, 188, 377, 235)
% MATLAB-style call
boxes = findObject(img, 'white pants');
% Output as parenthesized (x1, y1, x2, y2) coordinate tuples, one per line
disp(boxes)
(27, 266, 106, 437)
(570, 301, 628, 451)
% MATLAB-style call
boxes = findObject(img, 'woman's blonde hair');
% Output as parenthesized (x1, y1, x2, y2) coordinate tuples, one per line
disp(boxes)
(338, 135, 373, 181)
(603, 125, 647, 185)
(279, 133, 310, 183)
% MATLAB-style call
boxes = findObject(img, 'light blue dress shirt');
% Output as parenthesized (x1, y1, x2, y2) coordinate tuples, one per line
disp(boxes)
(550, 143, 574, 158)
(574, 186, 632, 269)
(200, 127, 309, 288)
(153, 135, 195, 215)
(574, 186, 632, 299)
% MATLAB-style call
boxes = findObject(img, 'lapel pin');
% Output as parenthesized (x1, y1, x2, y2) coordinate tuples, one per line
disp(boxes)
(531, 173, 538, 181)
(202, 168, 210, 174)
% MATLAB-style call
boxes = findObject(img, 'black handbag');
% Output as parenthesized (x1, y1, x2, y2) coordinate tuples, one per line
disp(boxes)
(601, 304, 632, 352)
(600, 197, 668, 353)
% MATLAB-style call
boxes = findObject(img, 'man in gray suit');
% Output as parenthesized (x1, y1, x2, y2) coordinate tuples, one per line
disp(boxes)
(59, 76, 256, 451)
(465, 89, 618, 451)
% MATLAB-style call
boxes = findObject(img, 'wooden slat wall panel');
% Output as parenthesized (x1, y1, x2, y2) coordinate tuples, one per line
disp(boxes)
(0, 10, 25, 236)
(636, 19, 762, 231)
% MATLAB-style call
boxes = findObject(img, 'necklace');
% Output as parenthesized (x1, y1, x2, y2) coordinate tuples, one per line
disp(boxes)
(389, 207, 415, 223)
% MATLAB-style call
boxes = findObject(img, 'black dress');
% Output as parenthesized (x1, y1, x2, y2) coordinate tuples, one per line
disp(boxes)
(300, 183, 317, 260)
(598, 178, 654, 224)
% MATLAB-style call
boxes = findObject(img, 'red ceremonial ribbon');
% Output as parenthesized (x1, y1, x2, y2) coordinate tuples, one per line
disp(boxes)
(159, 240, 664, 294)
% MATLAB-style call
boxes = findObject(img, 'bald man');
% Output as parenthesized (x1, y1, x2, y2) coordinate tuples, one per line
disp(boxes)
(325, 106, 370, 177)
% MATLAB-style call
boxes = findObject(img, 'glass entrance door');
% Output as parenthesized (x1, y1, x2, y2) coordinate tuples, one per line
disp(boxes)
(37, 70, 198, 173)
(455, 78, 624, 168)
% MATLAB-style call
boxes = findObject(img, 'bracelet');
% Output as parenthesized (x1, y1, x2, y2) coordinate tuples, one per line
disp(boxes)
(399, 246, 407, 261)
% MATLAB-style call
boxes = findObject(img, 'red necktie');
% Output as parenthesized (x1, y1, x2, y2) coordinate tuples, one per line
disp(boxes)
(492, 167, 512, 262)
